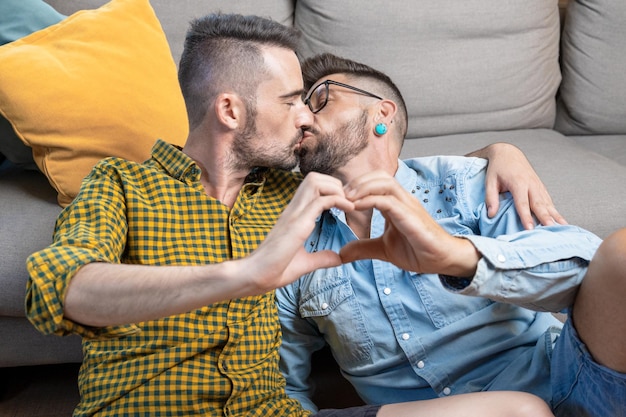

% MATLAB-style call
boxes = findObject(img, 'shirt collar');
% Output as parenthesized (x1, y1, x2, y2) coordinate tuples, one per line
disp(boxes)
(394, 159, 418, 189)
(151, 139, 201, 183)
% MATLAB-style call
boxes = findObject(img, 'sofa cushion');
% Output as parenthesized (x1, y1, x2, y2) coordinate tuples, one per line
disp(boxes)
(569, 135, 626, 167)
(555, 0, 626, 135)
(0, 116, 37, 171)
(45, 0, 297, 65)
(0, 317, 82, 366)
(0, 0, 188, 206)
(0, 162, 61, 318)
(400, 129, 626, 239)
(295, 0, 562, 140)
(0, 0, 65, 170)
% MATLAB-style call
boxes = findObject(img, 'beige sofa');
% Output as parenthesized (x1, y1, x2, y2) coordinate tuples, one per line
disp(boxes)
(1, 0, 625, 406)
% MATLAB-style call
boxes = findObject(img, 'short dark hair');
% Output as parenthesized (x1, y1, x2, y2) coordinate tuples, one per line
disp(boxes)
(178, 14, 301, 129)
(301, 53, 408, 140)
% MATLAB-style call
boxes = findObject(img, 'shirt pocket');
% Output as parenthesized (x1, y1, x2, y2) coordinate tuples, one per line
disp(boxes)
(410, 273, 494, 328)
(299, 276, 373, 365)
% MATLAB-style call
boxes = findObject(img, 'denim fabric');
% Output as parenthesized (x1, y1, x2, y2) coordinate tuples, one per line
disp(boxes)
(552, 316, 626, 417)
(278, 156, 603, 413)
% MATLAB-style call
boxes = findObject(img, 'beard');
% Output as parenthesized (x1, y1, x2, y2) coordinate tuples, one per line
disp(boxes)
(231, 116, 301, 172)
(299, 111, 369, 176)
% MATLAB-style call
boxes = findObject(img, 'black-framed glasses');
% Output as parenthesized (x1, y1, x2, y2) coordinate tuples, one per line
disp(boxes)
(303, 79, 383, 114)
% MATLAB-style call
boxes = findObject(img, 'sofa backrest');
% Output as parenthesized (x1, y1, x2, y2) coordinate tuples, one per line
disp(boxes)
(44, 0, 296, 64)
(555, 0, 626, 135)
(45, 0, 564, 141)
(44, 0, 624, 140)
(294, 0, 561, 140)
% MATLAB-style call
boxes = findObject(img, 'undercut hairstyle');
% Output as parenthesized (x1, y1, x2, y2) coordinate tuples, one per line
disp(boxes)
(178, 13, 301, 129)
(301, 53, 409, 141)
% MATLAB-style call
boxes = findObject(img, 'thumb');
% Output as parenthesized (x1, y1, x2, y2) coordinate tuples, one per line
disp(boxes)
(339, 238, 386, 264)
(289, 249, 343, 280)
(307, 249, 343, 271)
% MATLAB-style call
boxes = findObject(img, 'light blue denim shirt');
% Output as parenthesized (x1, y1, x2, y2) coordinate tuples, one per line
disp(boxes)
(277, 156, 602, 412)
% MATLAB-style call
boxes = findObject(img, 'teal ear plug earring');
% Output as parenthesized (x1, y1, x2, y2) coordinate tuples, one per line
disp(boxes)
(375, 123, 388, 135)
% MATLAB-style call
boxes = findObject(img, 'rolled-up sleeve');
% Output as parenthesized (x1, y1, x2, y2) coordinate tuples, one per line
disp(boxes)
(25, 163, 139, 339)
(450, 224, 602, 312)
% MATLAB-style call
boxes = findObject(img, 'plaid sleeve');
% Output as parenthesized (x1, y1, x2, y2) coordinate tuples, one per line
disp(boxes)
(26, 160, 139, 338)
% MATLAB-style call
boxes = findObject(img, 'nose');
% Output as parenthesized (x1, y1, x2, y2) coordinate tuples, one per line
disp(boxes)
(295, 101, 314, 129)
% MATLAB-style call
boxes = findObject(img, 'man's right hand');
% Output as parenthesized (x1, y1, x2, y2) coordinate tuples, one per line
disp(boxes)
(339, 170, 480, 278)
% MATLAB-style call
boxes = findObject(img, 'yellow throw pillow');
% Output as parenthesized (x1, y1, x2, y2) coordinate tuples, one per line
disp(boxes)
(0, 0, 188, 206)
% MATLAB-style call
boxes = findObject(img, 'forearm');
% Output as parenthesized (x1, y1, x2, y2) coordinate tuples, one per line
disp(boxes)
(64, 260, 254, 327)
(464, 142, 512, 159)
(440, 237, 481, 277)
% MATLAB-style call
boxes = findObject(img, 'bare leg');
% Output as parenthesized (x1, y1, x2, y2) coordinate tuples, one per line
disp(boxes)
(572, 227, 626, 372)
(377, 391, 553, 417)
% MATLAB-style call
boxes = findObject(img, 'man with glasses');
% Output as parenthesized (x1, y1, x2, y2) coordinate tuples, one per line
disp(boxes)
(277, 53, 626, 417)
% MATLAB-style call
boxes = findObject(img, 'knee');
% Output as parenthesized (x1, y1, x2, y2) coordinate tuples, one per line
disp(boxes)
(512, 393, 554, 417)
(600, 227, 626, 255)
(591, 228, 626, 278)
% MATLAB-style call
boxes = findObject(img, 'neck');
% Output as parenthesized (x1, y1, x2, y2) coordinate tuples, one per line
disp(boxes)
(346, 208, 373, 239)
(183, 132, 251, 208)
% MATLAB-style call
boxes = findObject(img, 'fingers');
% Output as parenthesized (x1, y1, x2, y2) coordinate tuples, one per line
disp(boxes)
(479, 142, 568, 228)
(511, 192, 534, 230)
(282, 172, 354, 224)
(524, 181, 568, 228)
(548, 206, 568, 225)
(343, 171, 411, 209)
(343, 171, 435, 234)
(484, 172, 501, 218)
(260, 173, 353, 270)
(303, 172, 354, 213)
(339, 238, 386, 264)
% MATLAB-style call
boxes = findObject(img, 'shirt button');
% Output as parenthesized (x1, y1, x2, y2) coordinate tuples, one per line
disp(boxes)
(417, 361, 425, 369)
(383, 287, 391, 295)
(443, 387, 452, 395)
(401, 333, 410, 340)
(321, 302, 329, 310)
(497, 254, 506, 263)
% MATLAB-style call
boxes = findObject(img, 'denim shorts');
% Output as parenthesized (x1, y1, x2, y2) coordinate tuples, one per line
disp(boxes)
(551, 315, 626, 417)
(313, 405, 381, 417)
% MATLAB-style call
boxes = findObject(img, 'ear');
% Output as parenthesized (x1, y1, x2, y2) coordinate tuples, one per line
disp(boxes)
(377, 99, 398, 125)
(214, 93, 245, 130)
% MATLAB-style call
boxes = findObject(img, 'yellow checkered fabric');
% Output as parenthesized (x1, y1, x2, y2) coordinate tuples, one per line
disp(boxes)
(26, 140, 309, 417)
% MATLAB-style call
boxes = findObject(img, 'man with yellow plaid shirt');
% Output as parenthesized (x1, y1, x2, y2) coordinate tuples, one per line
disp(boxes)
(26, 13, 557, 417)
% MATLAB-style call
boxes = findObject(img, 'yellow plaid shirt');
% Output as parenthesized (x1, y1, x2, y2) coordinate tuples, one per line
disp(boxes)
(26, 140, 309, 417)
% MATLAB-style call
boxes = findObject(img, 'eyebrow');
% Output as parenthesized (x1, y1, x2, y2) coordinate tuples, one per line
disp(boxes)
(279, 89, 306, 99)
